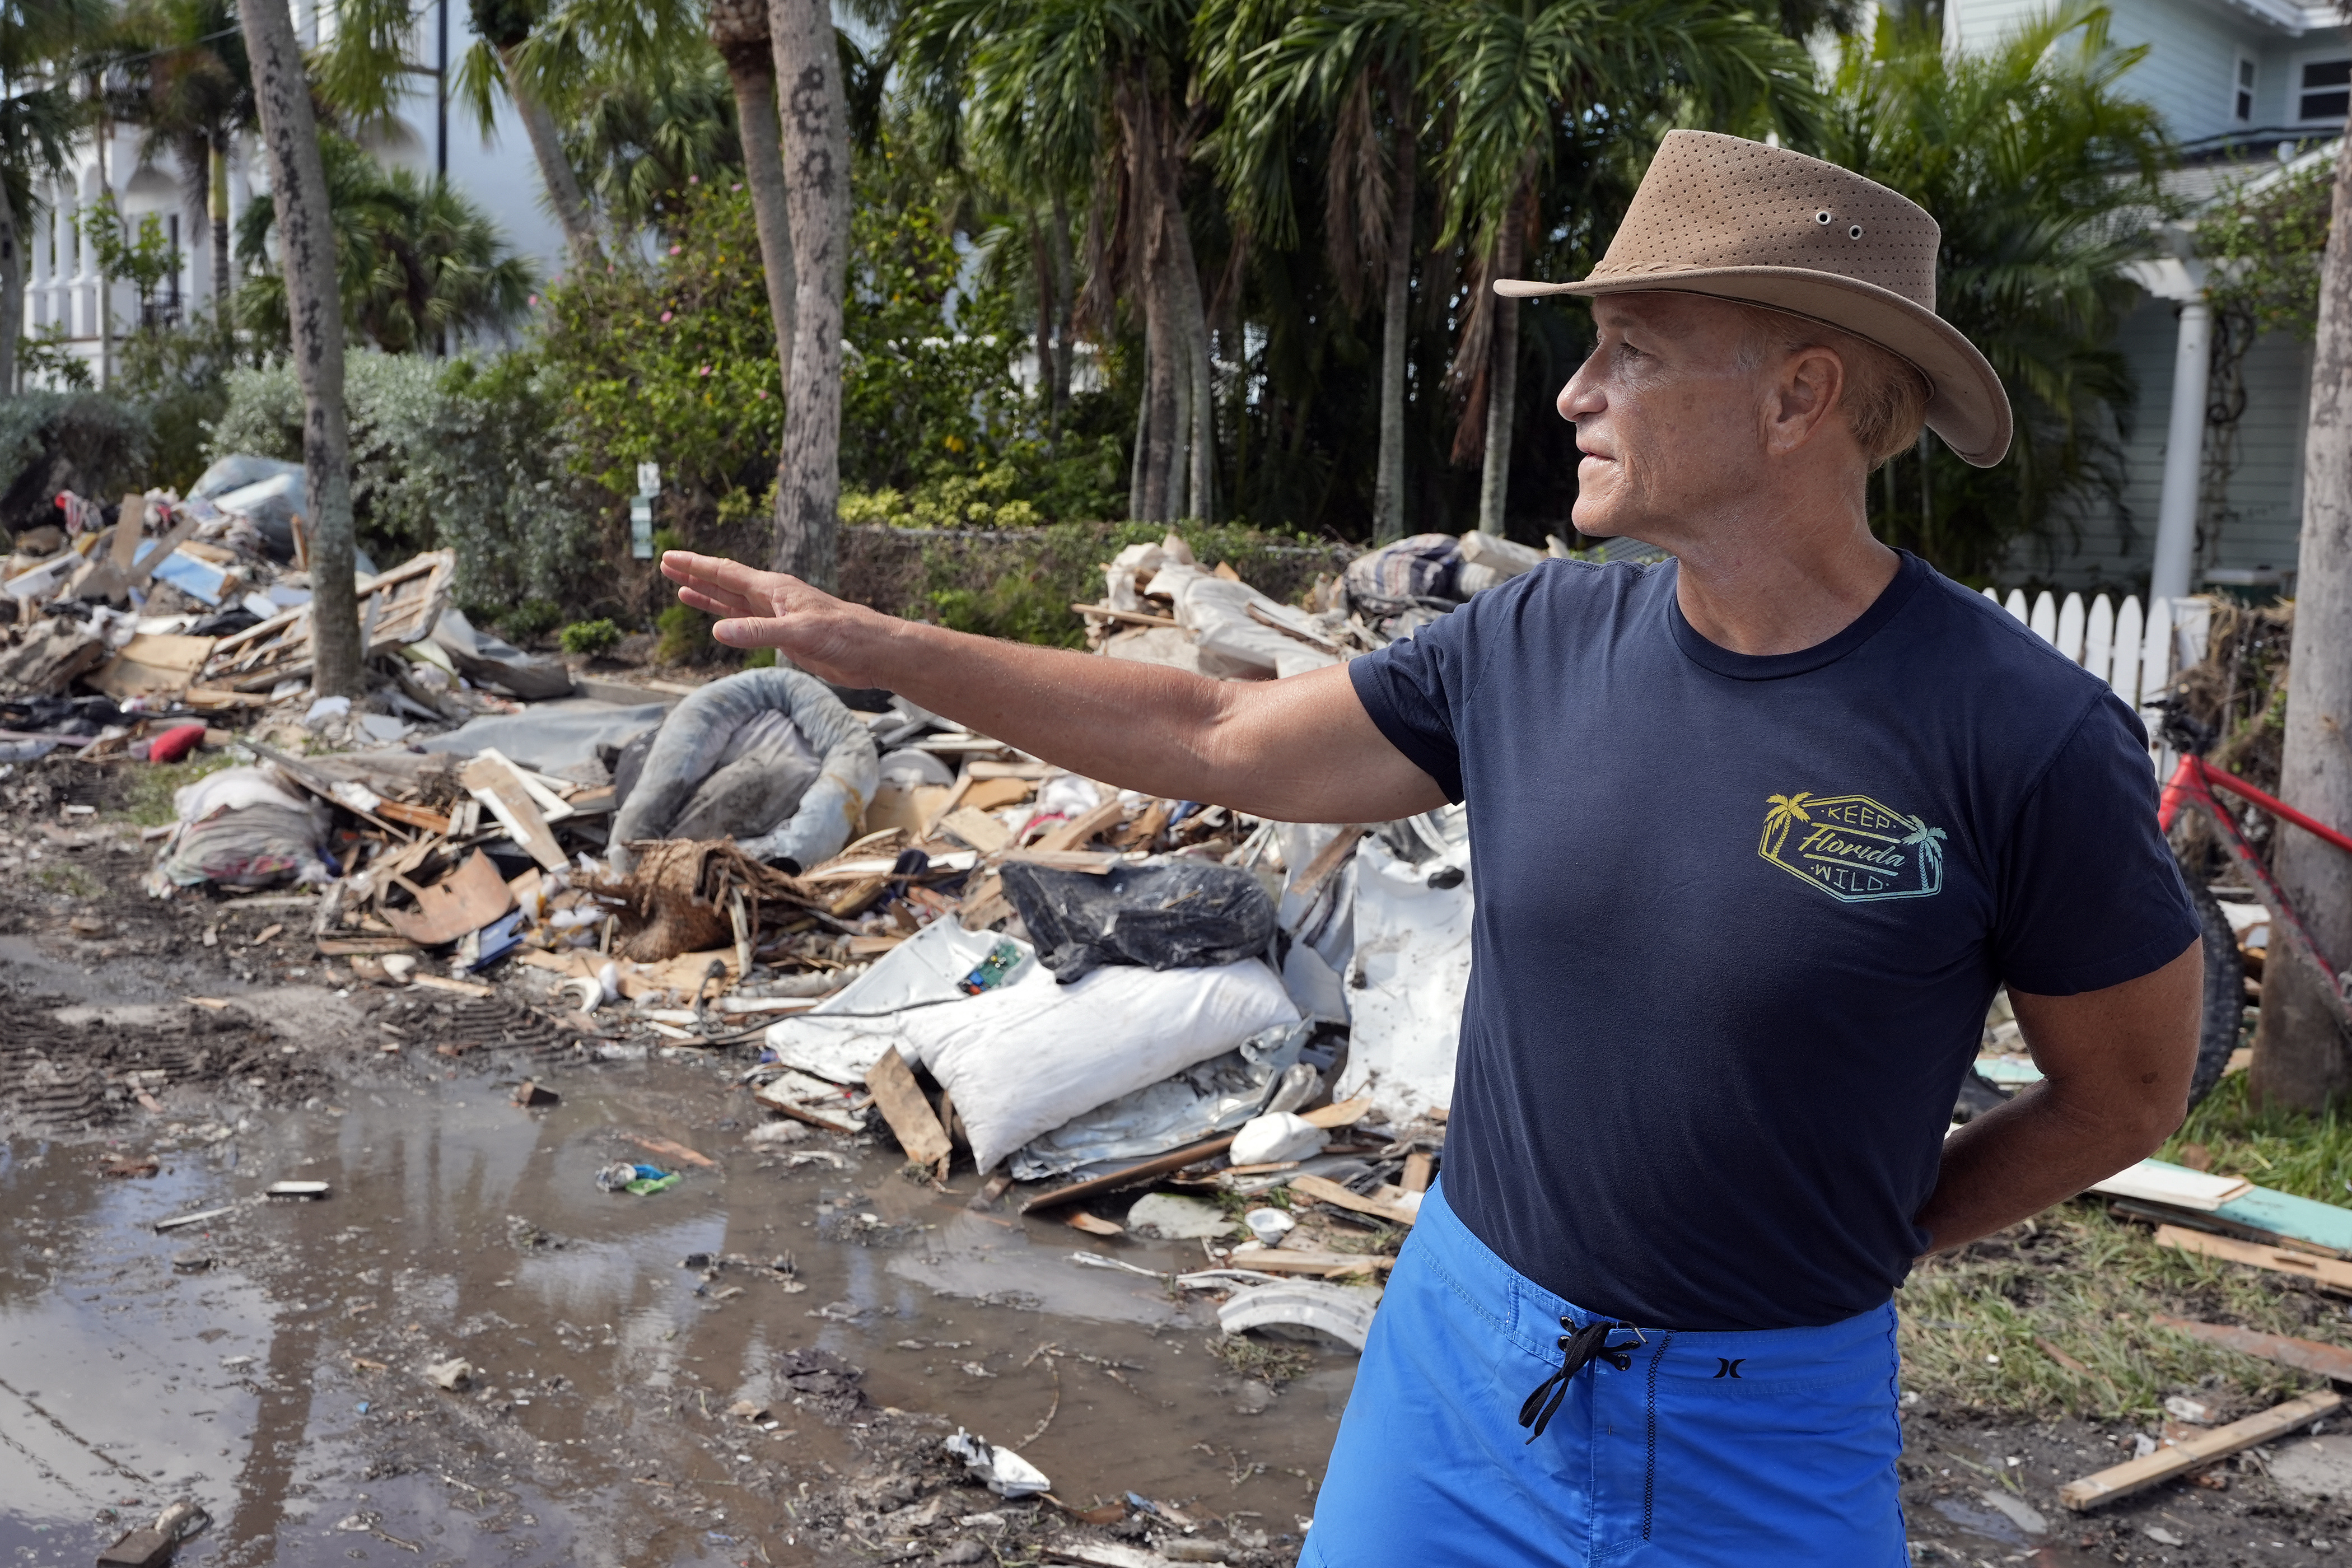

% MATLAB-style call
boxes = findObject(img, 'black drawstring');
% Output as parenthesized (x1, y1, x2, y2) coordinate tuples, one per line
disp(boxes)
(1518, 1317, 1642, 1443)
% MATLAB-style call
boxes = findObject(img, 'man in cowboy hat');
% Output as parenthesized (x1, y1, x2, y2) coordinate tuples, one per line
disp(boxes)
(662, 131, 2199, 1562)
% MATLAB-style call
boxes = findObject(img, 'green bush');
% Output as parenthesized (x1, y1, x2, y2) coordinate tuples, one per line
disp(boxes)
(0, 391, 154, 530)
(559, 617, 622, 656)
(207, 349, 604, 614)
(654, 602, 713, 664)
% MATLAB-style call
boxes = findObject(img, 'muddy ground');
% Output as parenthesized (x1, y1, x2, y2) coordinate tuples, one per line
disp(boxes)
(4, 766, 2351, 1566)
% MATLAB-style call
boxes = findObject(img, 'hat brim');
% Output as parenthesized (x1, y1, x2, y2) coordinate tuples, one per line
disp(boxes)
(1496, 268, 2012, 468)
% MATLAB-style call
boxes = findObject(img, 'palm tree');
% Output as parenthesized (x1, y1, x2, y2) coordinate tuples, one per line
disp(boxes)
(0, 0, 104, 396)
(563, 53, 742, 235)
(1432, 0, 1816, 536)
(1203, 0, 1430, 543)
(1817, 2, 2170, 578)
(703, 0, 795, 394)
(110, 0, 255, 312)
(452, 0, 605, 269)
(236, 137, 536, 352)
(900, 0, 1215, 525)
(770, 0, 853, 587)
(1762, 791, 1813, 852)
(1900, 815, 1945, 882)
(235, 0, 363, 696)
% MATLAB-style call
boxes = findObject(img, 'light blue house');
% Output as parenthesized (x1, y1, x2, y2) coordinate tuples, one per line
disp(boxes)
(1951, 0, 2346, 595)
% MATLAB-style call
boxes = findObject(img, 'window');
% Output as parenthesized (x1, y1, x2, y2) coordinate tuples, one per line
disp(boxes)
(2234, 55, 2257, 123)
(2299, 57, 2351, 122)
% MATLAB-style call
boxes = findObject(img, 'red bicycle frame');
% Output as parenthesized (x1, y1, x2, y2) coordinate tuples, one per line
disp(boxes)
(2158, 751, 2352, 1009)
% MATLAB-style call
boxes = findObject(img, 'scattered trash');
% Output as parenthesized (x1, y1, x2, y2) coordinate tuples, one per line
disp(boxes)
(1229, 1110, 1327, 1168)
(94, 1496, 211, 1568)
(153, 1204, 237, 1234)
(1217, 1280, 1380, 1352)
(2060, 1389, 2346, 1509)
(944, 1427, 1051, 1498)
(1126, 1193, 1239, 1241)
(595, 1161, 680, 1196)
(424, 1357, 474, 1391)
(1066, 1211, 1124, 1236)
(264, 1180, 330, 1200)
(1243, 1207, 1295, 1245)
(1976, 1490, 2048, 1536)
(746, 1119, 809, 1149)
(512, 1081, 559, 1107)
(1000, 860, 1278, 982)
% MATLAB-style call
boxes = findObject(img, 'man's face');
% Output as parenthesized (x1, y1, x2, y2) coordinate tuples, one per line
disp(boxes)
(1557, 293, 1771, 542)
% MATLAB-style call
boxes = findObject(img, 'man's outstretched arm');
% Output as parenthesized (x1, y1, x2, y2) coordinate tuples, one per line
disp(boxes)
(1914, 941, 2201, 1253)
(659, 551, 1450, 825)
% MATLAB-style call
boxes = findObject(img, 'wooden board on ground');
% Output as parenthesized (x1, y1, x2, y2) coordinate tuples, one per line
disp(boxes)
(1224, 1248, 1394, 1277)
(1032, 798, 1126, 854)
(864, 1047, 953, 1172)
(2154, 1224, 2352, 1294)
(2058, 1389, 2343, 1509)
(1290, 1173, 1418, 1227)
(1021, 1135, 1239, 1214)
(459, 752, 566, 870)
(198, 549, 454, 690)
(752, 1070, 869, 1133)
(623, 1133, 715, 1169)
(380, 850, 514, 946)
(938, 806, 1011, 853)
(1301, 1096, 1373, 1129)
(963, 778, 1035, 812)
(90, 633, 217, 698)
(2152, 1314, 2352, 1382)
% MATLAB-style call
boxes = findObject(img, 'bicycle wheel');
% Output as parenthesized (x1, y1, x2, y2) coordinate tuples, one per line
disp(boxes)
(2182, 872, 2247, 1110)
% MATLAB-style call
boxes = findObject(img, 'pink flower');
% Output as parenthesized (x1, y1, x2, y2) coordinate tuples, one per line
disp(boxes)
(660, 311, 673, 323)
(688, 175, 699, 184)
(669, 245, 682, 255)
(732, 183, 743, 192)
(527, 294, 538, 305)
(757, 389, 768, 399)
(698, 365, 712, 376)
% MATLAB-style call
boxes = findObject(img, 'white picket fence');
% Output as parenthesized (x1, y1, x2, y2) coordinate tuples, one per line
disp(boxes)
(1981, 586, 2208, 746)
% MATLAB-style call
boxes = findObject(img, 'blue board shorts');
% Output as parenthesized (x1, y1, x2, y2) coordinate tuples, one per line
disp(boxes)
(1302, 1183, 1907, 1566)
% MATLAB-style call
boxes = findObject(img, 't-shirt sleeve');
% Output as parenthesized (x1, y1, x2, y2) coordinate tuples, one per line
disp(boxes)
(1347, 603, 1478, 804)
(1994, 693, 2200, 995)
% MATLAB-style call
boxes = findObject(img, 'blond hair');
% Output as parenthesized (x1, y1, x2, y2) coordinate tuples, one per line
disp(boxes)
(1734, 304, 1933, 469)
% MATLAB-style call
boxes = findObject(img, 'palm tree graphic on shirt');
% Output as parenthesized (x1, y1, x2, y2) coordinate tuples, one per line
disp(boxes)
(1758, 791, 1946, 902)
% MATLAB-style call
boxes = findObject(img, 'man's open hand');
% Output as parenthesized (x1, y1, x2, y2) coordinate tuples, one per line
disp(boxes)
(659, 551, 883, 685)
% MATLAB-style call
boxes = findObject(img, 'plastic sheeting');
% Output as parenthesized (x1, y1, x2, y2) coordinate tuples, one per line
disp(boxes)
(1275, 822, 1358, 1024)
(1337, 824, 1472, 1122)
(419, 698, 671, 776)
(607, 668, 877, 875)
(431, 608, 575, 700)
(1000, 858, 1278, 982)
(1144, 562, 1340, 681)
(1009, 1021, 1310, 1181)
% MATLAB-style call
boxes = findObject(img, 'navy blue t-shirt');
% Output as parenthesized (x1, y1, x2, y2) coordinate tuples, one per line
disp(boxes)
(1349, 551, 2197, 1331)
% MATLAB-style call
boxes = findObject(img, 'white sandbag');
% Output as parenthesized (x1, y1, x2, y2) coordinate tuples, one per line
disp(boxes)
(762, 919, 1034, 1084)
(906, 959, 1301, 1175)
(1229, 1110, 1327, 1166)
(1338, 831, 1472, 1122)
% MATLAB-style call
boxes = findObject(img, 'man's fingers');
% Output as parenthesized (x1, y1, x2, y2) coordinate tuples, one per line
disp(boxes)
(676, 585, 756, 618)
(712, 617, 797, 650)
(661, 550, 792, 608)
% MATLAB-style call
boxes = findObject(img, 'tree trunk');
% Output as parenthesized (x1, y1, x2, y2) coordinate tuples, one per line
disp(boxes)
(1373, 71, 1417, 545)
(211, 137, 232, 310)
(1122, 78, 1178, 524)
(1128, 367, 1149, 521)
(1169, 213, 1214, 522)
(2251, 130, 2352, 1111)
(0, 175, 19, 398)
(1032, 211, 1057, 431)
(769, 0, 850, 590)
(1476, 177, 1529, 536)
(1049, 190, 1076, 435)
(237, 0, 362, 697)
(720, 40, 796, 378)
(1167, 322, 1191, 522)
(498, 44, 601, 273)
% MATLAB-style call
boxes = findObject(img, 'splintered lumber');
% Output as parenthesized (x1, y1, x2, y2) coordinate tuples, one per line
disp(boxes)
(1300, 1096, 1373, 1129)
(623, 1133, 715, 1169)
(2057, 1389, 2342, 1510)
(1022, 1135, 1239, 1214)
(2152, 1315, 2352, 1382)
(1071, 602, 1180, 629)
(1290, 825, 1369, 902)
(381, 850, 514, 945)
(1222, 1249, 1394, 1277)
(864, 1047, 952, 1172)
(2154, 1224, 2352, 1295)
(1290, 1173, 1417, 1227)
(1032, 797, 1126, 855)
(460, 753, 566, 870)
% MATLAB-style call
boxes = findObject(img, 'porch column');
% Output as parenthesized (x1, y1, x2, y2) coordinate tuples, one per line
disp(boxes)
(2149, 297, 2211, 605)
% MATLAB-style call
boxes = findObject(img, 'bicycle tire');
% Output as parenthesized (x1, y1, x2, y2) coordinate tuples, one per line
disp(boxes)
(2182, 873, 2247, 1110)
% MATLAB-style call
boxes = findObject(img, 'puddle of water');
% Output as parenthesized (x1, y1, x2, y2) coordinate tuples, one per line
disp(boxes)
(0, 1057, 1353, 1565)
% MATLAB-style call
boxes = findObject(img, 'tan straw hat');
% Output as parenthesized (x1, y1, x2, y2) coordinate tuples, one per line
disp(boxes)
(1496, 129, 2012, 467)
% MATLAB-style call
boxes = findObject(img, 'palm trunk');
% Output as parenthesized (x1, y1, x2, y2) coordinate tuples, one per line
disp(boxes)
(237, 0, 362, 697)
(0, 175, 20, 398)
(1122, 78, 1178, 522)
(498, 44, 600, 273)
(1128, 367, 1149, 521)
(1049, 190, 1076, 435)
(1170, 216, 1214, 522)
(1032, 211, 1057, 430)
(1373, 71, 1417, 545)
(769, 0, 850, 590)
(211, 138, 231, 310)
(1167, 323, 1191, 522)
(1476, 176, 1529, 537)
(2251, 129, 2352, 1110)
(721, 41, 796, 378)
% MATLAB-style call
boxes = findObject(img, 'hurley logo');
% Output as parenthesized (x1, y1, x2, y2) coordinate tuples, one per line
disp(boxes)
(1760, 792, 1946, 903)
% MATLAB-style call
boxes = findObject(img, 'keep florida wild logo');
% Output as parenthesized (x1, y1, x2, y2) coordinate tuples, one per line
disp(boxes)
(1759, 792, 1947, 902)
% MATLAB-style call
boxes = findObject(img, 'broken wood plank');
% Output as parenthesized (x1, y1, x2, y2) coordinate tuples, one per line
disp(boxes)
(1245, 599, 1341, 653)
(372, 799, 451, 834)
(1070, 602, 1180, 629)
(1032, 797, 1127, 855)
(1290, 1173, 1417, 1226)
(1220, 1249, 1394, 1276)
(2154, 1224, 2352, 1295)
(1300, 1096, 1373, 1130)
(999, 848, 1118, 872)
(1290, 825, 1369, 903)
(380, 850, 515, 946)
(1021, 1135, 1239, 1214)
(2058, 1389, 2342, 1510)
(459, 753, 566, 870)
(938, 805, 1011, 853)
(2152, 1315, 2352, 1383)
(864, 1047, 953, 1172)
(622, 1133, 715, 1169)
(1402, 1151, 1434, 1194)
(409, 973, 494, 998)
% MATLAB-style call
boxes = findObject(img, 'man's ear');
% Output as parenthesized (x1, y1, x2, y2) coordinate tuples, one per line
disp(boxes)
(1762, 346, 1845, 456)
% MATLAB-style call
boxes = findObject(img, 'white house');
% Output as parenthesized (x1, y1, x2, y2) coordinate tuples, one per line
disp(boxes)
(1952, 0, 2348, 595)
(20, 0, 565, 388)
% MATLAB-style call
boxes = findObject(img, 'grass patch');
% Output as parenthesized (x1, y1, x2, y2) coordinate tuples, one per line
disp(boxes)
(1210, 1333, 1314, 1385)
(2158, 1070, 2352, 1203)
(110, 753, 238, 828)
(1896, 1204, 2348, 1421)
(33, 864, 100, 898)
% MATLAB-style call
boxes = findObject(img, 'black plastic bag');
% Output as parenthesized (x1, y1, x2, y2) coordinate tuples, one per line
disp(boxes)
(999, 859, 1278, 982)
